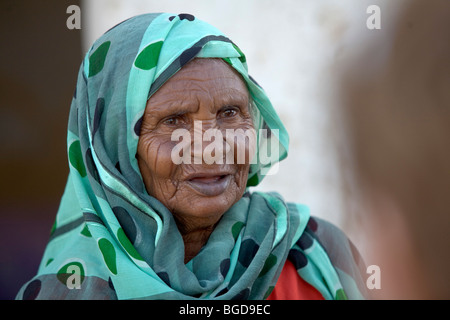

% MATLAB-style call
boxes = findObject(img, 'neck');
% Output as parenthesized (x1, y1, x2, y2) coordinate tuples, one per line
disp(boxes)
(179, 224, 216, 263)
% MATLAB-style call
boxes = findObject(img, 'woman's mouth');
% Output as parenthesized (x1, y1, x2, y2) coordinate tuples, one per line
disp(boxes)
(186, 174, 232, 197)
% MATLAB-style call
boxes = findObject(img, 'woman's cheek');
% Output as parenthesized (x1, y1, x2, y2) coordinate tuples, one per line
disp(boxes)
(152, 139, 179, 179)
(224, 122, 256, 165)
(138, 135, 179, 185)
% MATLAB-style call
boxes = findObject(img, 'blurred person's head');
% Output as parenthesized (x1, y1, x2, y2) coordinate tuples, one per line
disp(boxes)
(340, 0, 450, 299)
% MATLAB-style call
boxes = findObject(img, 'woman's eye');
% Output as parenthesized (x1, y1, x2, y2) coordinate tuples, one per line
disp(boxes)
(162, 116, 181, 126)
(220, 107, 239, 118)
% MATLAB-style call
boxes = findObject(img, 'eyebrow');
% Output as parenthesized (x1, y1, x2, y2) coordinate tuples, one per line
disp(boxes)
(144, 87, 249, 119)
(144, 99, 197, 119)
(213, 88, 249, 109)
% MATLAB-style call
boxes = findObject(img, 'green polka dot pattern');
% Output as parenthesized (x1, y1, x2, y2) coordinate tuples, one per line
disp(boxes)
(117, 228, 143, 261)
(134, 41, 163, 70)
(98, 238, 117, 275)
(68, 140, 86, 177)
(89, 41, 111, 77)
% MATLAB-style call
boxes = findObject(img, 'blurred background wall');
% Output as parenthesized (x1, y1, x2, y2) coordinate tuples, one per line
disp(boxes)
(1, 0, 406, 299)
(0, 0, 82, 299)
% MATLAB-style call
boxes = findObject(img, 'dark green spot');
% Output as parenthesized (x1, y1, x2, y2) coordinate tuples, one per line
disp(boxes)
(246, 173, 260, 187)
(89, 41, 111, 77)
(259, 254, 277, 277)
(335, 288, 348, 300)
(222, 57, 232, 66)
(232, 43, 246, 63)
(231, 221, 244, 241)
(134, 41, 163, 70)
(69, 140, 86, 177)
(45, 258, 54, 267)
(117, 228, 143, 261)
(98, 238, 117, 275)
(80, 224, 92, 237)
(50, 219, 57, 235)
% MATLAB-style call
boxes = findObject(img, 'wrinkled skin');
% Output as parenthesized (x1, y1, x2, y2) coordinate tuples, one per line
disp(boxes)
(137, 58, 254, 262)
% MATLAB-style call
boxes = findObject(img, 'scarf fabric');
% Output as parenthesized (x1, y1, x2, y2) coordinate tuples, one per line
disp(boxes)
(17, 13, 366, 300)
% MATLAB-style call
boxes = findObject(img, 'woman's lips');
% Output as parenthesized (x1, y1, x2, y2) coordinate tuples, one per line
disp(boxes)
(186, 174, 232, 197)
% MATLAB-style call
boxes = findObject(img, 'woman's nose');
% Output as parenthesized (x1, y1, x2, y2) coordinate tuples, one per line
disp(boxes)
(191, 120, 231, 164)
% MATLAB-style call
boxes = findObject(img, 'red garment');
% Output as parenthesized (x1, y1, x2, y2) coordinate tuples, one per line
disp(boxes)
(267, 259, 324, 300)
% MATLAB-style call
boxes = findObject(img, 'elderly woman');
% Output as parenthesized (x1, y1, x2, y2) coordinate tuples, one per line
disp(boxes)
(17, 13, 366, 300)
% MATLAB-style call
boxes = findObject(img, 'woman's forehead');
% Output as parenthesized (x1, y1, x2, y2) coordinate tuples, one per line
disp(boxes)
(168, 58, 247, 88)
(146, 58, 249, 107)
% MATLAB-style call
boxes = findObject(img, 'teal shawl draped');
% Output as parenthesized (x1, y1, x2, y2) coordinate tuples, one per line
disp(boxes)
(17, 13, 367, 300)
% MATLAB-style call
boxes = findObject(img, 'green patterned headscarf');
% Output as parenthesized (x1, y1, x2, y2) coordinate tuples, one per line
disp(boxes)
(17, 13, 367, 300)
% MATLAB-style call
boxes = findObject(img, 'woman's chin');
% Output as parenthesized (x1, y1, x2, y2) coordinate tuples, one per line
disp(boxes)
(171, 187, 239, 227)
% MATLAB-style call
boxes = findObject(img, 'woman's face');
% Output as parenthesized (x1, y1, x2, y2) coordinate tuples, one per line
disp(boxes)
(137, 58, 254, 233)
